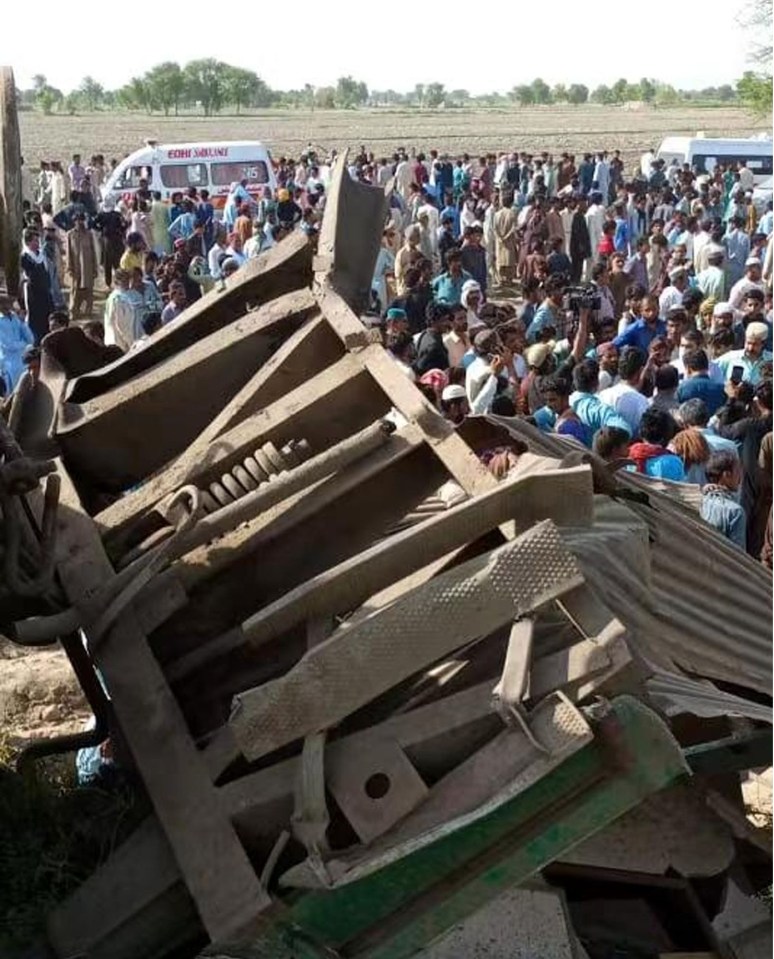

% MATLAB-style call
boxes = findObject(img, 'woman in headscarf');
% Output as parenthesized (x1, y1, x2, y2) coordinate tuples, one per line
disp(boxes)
(20, 228, 53, 343)
(0, 295, 35, 393)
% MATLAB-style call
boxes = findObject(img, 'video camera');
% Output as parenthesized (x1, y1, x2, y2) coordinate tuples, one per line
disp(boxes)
(563, 284, 602, 315)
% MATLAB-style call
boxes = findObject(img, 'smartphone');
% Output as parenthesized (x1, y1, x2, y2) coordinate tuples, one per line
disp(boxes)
(730, 365, 744, 385)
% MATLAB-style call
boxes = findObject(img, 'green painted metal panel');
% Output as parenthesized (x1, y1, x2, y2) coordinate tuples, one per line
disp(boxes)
(203, 696, 689, 959)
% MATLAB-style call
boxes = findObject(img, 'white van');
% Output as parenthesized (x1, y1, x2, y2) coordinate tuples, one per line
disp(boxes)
(102, 140, 277, 208)
(655, 135, 773, 183)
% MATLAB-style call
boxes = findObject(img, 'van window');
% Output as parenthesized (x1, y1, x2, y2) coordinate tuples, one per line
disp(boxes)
(114, 165, 151, 189)
(160, 163, 209, 189)
(692, 153, 773, 176)
(211, 161, 269, 187)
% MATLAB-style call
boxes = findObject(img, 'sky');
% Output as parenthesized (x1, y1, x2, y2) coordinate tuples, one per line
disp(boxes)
(2, 1, 756, 95)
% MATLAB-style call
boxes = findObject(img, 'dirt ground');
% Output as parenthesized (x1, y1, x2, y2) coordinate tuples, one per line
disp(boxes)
(20, 104, 768, 173)
(0, 638, 90, 750)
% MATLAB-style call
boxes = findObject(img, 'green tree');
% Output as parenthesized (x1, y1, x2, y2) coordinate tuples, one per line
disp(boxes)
(552, 84, 568, 102)
(315, 86, 336, 109)
(736, 0, 772, 115)
(591, 84, 614, 104)
(717, 84, 737, 101)
(144, 62, 185, 115)
(531, 77, 552, 104)
(448, 89, 469, 104)
(117, 77, 156, 113)
(638, 77, 656, 102)
(335, 76, 368, 109)
(223, 66, 260, 113)
(63, 92, 80, 115)
(37, 88, 57, 115)
(79, 76, 104, 111)
(567, 83, 589, 105)
(737, 70, 773, 114)
(32, 74, 47, 94)
(425, 82, 446, 108)
(611, 77, 630, 102)
(510, 85, 534, 105)
(654, 84, 679, 105)
(184, 59, 226, 116)
(413, 83, 425, 106)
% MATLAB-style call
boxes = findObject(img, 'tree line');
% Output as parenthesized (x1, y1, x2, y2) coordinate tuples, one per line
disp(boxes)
(19, 61, 765, 117)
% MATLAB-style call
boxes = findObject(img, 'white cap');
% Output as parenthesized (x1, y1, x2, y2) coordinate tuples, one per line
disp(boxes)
(746, 256, 762, 267)
(713, 301, 733, 317)
(441, 384, 467, 402)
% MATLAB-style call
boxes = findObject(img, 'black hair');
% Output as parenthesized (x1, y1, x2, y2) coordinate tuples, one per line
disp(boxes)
(710, 328, 735, 352)
(490, 395, 517, 416)
(591, 262, 608, 281)
(388, 332, 414, 359)
(684, 349, 709, 373)
(655, 364, 679, 390)
(639, 407, 676, 445)
(679, 398, 709, 427)
(744, 288, 765, 304)
(426, 301, 453, 327)
(142, 311, 162, 336)
(544, 275, 566, 297)
(681, 289, 704, 310)
(755, 379, 772, 412)
(48, 310, 70, 334)
(593, 427, 630, 459)
(540, 374, 573, 397)
(618, 345, 647, 380)
(705, 450, 738, 484)
(573, 358, 599, 393)
(625, 283, 648, 301)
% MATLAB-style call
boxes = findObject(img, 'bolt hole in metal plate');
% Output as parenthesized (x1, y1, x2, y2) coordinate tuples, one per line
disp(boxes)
(364, 773, 391, 800)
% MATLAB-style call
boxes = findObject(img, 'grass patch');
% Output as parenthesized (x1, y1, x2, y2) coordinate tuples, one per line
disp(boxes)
(0, 735, 148, 954)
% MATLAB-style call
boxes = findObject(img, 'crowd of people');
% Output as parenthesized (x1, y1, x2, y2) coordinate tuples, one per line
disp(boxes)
(1, 144, 772, 565)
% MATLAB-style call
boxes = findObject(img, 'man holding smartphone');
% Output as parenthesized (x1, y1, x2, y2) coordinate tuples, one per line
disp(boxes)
(716, 322, 772, 386)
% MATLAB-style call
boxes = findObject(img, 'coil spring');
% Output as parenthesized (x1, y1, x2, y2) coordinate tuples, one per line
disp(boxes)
(198, 439, 311, 515)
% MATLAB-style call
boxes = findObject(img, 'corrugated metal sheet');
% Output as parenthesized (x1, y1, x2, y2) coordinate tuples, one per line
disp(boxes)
(645, 670, 773, 724)
(484, 415, 772, 699)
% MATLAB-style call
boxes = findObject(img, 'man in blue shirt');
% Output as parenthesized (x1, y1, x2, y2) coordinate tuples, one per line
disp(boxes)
(676, 349, 728, 415)
(527, 275, 566, 344)
(613, 293, 667, 353)
(569, 359, 632, 438)
(431, 249, 472, 306)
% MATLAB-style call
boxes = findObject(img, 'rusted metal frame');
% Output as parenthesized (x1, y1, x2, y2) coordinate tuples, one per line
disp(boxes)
(97, 350, 368, 552)
(33, 461, 271, 942)
(56, 289, 319, 492)
(165, 466, 592, 688)
(64, 231, 314, 406)
(316, 283, 495, 500)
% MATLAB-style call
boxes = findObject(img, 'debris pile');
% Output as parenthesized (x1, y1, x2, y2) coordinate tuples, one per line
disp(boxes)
(1, 155, 771, 959)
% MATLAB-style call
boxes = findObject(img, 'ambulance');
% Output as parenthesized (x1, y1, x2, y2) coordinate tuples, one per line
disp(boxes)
(655, 134, 773, 183)
(102, 140, 277, 208)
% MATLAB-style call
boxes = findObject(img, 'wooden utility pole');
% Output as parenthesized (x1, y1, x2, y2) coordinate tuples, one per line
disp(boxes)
(0, 66, 22, 297)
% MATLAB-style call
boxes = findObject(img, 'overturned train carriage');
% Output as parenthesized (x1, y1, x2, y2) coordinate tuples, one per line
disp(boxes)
(0, 153, 771, 959)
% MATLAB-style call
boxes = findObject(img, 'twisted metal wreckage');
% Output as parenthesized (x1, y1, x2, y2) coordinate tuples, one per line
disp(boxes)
(1, 123, 772, 956)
